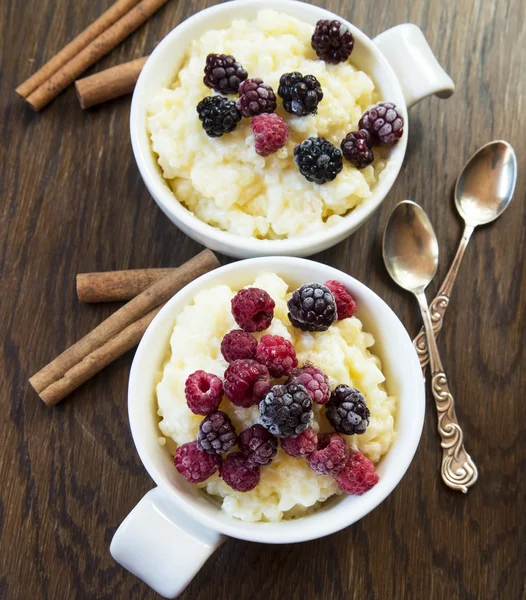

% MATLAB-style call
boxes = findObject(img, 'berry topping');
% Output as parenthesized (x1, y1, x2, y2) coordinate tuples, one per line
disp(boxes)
(185, 370, 223, 415)
(334, 450, 379, 495)
(326, 385, 370, 435)
(287, 364, 330, 404)
(359, 102, 404, 146)
(307, 433, 349, 476)
(221, 329, 258, 363)
(251, 113, 289, 157)
(196, 95, 242, 138)
(340, 130, 374, 169)
(220, 452, 260, 492)
(197, 411, 238, 454)
(293, 137, 343, 185)
(203, 53, 248, 94)
(255, 334, 298, 378)
(259, 383, 313, 438)
(287, 282, 337, 332)
(278, 72, 323, 117)
(238, 424, 278, 467)
(324, 280, 357, 319)
(236, 78, 277, 117)
(231, 287, 275, 332)
(281, 426, 318, 458)
(174, 441, 221, 483)
(224, 359, 272, 408)
(311, 19, 355, 64)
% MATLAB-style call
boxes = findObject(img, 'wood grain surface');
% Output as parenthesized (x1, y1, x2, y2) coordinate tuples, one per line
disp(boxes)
(1, 0, 525, 598)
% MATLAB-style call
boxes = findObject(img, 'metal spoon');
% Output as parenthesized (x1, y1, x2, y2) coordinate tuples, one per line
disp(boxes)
(413, 141, 517, 370)
(383, 201, 478, 493)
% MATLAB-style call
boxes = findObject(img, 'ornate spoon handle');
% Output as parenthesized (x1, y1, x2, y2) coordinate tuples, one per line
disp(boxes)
(416, 291, 478, 492)
(414, 224, 475, 371)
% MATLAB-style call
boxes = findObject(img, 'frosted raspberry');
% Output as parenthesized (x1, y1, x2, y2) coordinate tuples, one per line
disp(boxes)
(231, 287, 275, 332)
(251, 113, 289, 156)
(174, 441, 221, 483)
(221, 329, 257, 363)
(224, 359, 271, 407)
(324, 280, 357, 319)
(335, 451, 379, 495)
(184, 370, 223, 415)
(280, 426, 318, 458)
(238, 424, 277, 467)
(287, 364, 330, 404)
(255, 334, 298, 378)
(307, 433, 349, 476)
(220, 452, 260, 492)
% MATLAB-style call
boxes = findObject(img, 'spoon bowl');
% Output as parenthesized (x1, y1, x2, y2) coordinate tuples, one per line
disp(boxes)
(455, 140, 517, 227)
(383, 200, 439, 293)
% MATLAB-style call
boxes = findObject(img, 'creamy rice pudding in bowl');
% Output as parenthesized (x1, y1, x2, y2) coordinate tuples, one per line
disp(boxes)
(131, 0, 453, 258)
(111, 257, 425, 598)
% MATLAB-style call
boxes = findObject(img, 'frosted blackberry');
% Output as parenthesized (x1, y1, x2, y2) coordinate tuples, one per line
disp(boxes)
(293, 137, 342, 184)
(196, 95, 242, 138)
(203, 53, 248, 94)
(359, 102, 404, 146)
(259, 383, 313, 438)
(326, 386, 370, 435)
(236, 78, 277, 117)
(197, 411, 238, 454)
(287, 282, 337, 332)
(341, 130, 374, 169)
(311, 19, 354, 64)
(278, 72, 323, 117)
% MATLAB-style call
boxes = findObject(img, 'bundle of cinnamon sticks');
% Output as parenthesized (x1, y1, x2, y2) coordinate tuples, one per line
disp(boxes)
(29, 250, 220, 406)
(16, 0, 166, 111)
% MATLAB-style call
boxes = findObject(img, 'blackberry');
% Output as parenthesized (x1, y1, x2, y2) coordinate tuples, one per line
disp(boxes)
(236, 78, 277, 117)
(196, 95, 242, 138)
(259, 383, 313, 438)
(278, 72, 323, 117)
(326, 385, 370, 435)
(197, 411, 238, 454)
(341, 130, 374, 169)
(359, 102, 404, 146)
(293, 137, 342, 184)
(287, 283, 337, 332)
(203, 53, 248, 94)
(311, 19, 355, 64)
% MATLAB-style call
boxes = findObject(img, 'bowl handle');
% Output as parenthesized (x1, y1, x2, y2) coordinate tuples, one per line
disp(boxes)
(110, 487, 225, 598)
(373, 24, 454, 109)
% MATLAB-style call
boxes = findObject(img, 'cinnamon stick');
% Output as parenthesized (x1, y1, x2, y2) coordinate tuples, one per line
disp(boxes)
(30, 250, 220, 406)
(75, 56, 148, 109)
(16, 0, 142, 99)
(77, 267, 175, 302)
(25, 0, 170, 111)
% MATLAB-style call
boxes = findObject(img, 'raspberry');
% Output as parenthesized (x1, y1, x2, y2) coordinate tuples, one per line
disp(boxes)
(236, 78, 277, 117)
(293, 137, 342, 185)
(221, 330, 257, 363)
(231, 287, 275, 332)
(335, 451, 379, 495)
(255, 334, 298, 378)
(281, 426, 318, 458)
(220, 452, 260, 492)
(184, 370, 223, 415)
(359, 102, 404, 146)
(287, 364, 330, 404)
(311, 19, 355, 64)
(203, 53, 248, 94)
(340, 130, 374, 169)
(324, 280, 357, 319)
(196, 95, 242, 138)
(174, 441, 221, 483)
(287, 282, 337, 332)
(251, 113, 289, 157)
(259, 383, 313, 438)
(224, 359, 271, 408)
(278, 72, 323, 117)
(238, 424, 277, 467)
(197, 411, 237, 454)
(326, 385, 370, 435)
(307, 433, 349, 476)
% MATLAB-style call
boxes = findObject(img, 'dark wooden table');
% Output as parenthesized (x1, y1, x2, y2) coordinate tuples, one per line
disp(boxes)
(1, 0, 524, 598)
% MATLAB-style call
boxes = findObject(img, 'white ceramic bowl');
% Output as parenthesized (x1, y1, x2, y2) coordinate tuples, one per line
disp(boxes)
(111, 257, 425, 598)
(131, 0, 453, 258)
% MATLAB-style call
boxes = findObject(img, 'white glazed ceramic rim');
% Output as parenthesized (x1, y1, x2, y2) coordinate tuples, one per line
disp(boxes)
(128, 258, 425, 544)
(130, 0, 408, 257)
